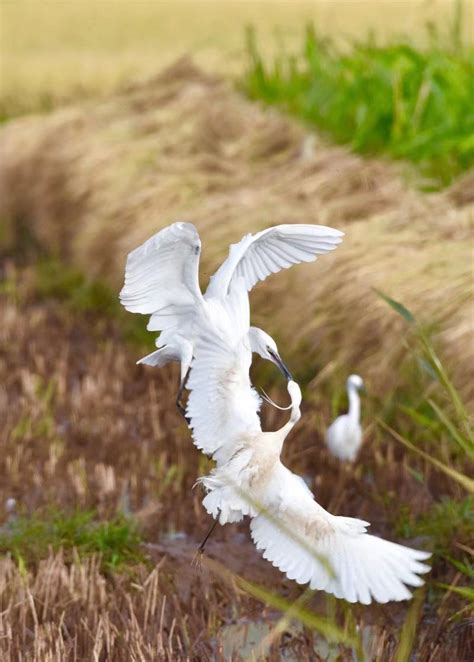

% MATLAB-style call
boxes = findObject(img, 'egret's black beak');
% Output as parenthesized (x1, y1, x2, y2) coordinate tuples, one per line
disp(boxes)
(269, 350, 293, 381)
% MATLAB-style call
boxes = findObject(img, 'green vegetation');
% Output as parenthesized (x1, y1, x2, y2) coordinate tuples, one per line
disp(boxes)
(0, 509, 145, 571)
(375, 292, 474, 616)
(243, 20, 474, 188)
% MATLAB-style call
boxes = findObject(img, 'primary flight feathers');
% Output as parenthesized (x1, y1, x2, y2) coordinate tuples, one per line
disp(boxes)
(120, 221, 343, 321)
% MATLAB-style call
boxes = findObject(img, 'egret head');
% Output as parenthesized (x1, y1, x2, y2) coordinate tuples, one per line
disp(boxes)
(248, 327, 293, 380)
(347, 374, 364, 391)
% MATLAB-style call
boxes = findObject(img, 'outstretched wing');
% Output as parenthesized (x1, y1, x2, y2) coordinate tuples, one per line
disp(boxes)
(250, 465, 431, 604)
(186, 283, 262, 464)
(120, 222, 203, 331)
(206, 224, 343, 298)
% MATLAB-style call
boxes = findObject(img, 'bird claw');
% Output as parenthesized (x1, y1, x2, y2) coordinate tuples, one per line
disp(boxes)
(191, 548, 204, 572)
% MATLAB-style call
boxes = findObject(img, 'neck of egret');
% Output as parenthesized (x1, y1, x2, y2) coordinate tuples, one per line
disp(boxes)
(347, 381, 361, 424)
(346, 374, 363, 422)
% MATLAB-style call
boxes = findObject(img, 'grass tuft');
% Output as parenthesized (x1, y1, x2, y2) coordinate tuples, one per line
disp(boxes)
(0, 509, 145, 571)
(242, 21, 474, 188)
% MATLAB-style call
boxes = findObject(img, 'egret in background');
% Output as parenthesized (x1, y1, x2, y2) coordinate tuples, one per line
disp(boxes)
(188, 319, 430, 604)
(325, 374, 364, 462)
(120, 222, 343, 416)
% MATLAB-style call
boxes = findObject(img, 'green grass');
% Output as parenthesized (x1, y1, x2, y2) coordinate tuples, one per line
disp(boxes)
(0, 509, 145, 571)
(373, 292, 474, 616)
(242, 18, 474, 189)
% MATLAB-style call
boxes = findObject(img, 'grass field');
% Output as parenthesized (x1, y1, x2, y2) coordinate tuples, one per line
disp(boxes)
(243, 19, 474, 188)
(1, 1, 473, 659)
(2, 1, 473, 118)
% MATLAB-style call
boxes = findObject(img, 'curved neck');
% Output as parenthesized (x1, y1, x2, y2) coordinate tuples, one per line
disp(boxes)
(276, 399, 301, 451)
(347, 385, 360, 423)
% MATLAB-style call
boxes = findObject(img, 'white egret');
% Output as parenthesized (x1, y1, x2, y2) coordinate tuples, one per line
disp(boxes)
(188, 321, 430, 604)
(120, 221, 342, 416)
(326, 374, 364, 462)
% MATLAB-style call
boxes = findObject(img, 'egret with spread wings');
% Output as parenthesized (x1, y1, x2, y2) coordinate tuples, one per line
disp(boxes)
(120, 222, 343, 416)
(188, 314, 431, 604)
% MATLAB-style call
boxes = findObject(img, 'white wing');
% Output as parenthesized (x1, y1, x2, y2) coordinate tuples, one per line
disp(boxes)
(250, 465, 431, 604)
(120, 222, 203, 331)
(206, 224, 344, 298)
(186, 283, 262, 464)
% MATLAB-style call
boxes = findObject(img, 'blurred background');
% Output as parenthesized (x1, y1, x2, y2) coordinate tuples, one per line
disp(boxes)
(1, 1, 473, 660)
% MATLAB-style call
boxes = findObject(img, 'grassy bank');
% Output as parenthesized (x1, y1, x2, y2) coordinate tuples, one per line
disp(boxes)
(243, 18, 474, 188)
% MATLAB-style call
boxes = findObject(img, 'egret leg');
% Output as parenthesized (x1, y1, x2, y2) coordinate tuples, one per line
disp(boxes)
(192, 519, 219, 570)
(176, 367, 191, 424)
(198, 519, 218, 555)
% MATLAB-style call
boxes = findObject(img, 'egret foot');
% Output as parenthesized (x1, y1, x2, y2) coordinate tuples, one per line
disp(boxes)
(191, 548, 204, 572)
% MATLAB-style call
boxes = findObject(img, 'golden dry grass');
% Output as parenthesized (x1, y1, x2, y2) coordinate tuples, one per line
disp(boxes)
(1, 264, 471, 660)
(1, 59, 472, 410)
(2, 1, 472, 117)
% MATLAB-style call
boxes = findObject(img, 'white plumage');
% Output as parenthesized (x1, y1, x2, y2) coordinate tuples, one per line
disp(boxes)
(189, 324, 430, 604)
(326, 374, 364, 462)
(120, 222, 343, 411)
(120, 221, 431, 604)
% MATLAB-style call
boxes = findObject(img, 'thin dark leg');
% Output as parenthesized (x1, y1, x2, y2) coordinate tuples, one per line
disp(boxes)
(192, 519, 219, 570)
(176, 368, 191, 424)
(198, 519, 218, 554)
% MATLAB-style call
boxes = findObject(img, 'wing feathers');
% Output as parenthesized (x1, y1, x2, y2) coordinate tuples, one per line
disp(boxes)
(206, 223, 343, 297)
(120, 223, 203, 332)
(249, 466, 430, 604)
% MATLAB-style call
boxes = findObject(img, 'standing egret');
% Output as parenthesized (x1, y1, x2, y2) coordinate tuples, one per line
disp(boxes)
(188, 323, 430, 604)
(325, 374, 364, 462)
(120, 222, 342, 416)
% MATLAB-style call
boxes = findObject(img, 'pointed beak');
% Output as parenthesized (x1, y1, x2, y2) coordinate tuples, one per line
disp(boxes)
(269, 350, 293, 381)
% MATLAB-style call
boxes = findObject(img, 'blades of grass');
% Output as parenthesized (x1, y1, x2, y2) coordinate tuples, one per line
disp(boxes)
(204, 556, 360, 651)
(399, 405, 437, 429)
(393, 587, 425, 662)
(445, 556, 474, 580)
(236, 576, 360, 650)
(245, 587, 315, 661)
(378, 419, 474, 493)
(437, 584, 474, 602)
(374, 289, 472, 441)
(418, 330, 473, 440)
(373, 288, 415, 323)
(427, 398, 474, 457)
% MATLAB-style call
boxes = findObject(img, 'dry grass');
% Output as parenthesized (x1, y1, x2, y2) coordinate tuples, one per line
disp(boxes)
(0, 264, 472, 660)
(0, 58, 472, 411)
(3, 1, 472, 118)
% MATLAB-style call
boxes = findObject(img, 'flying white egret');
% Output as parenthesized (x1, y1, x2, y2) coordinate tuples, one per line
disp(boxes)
(120, 221, 343, 416)
(326, 374, 364, 462)
(188, 321, 430, 604)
